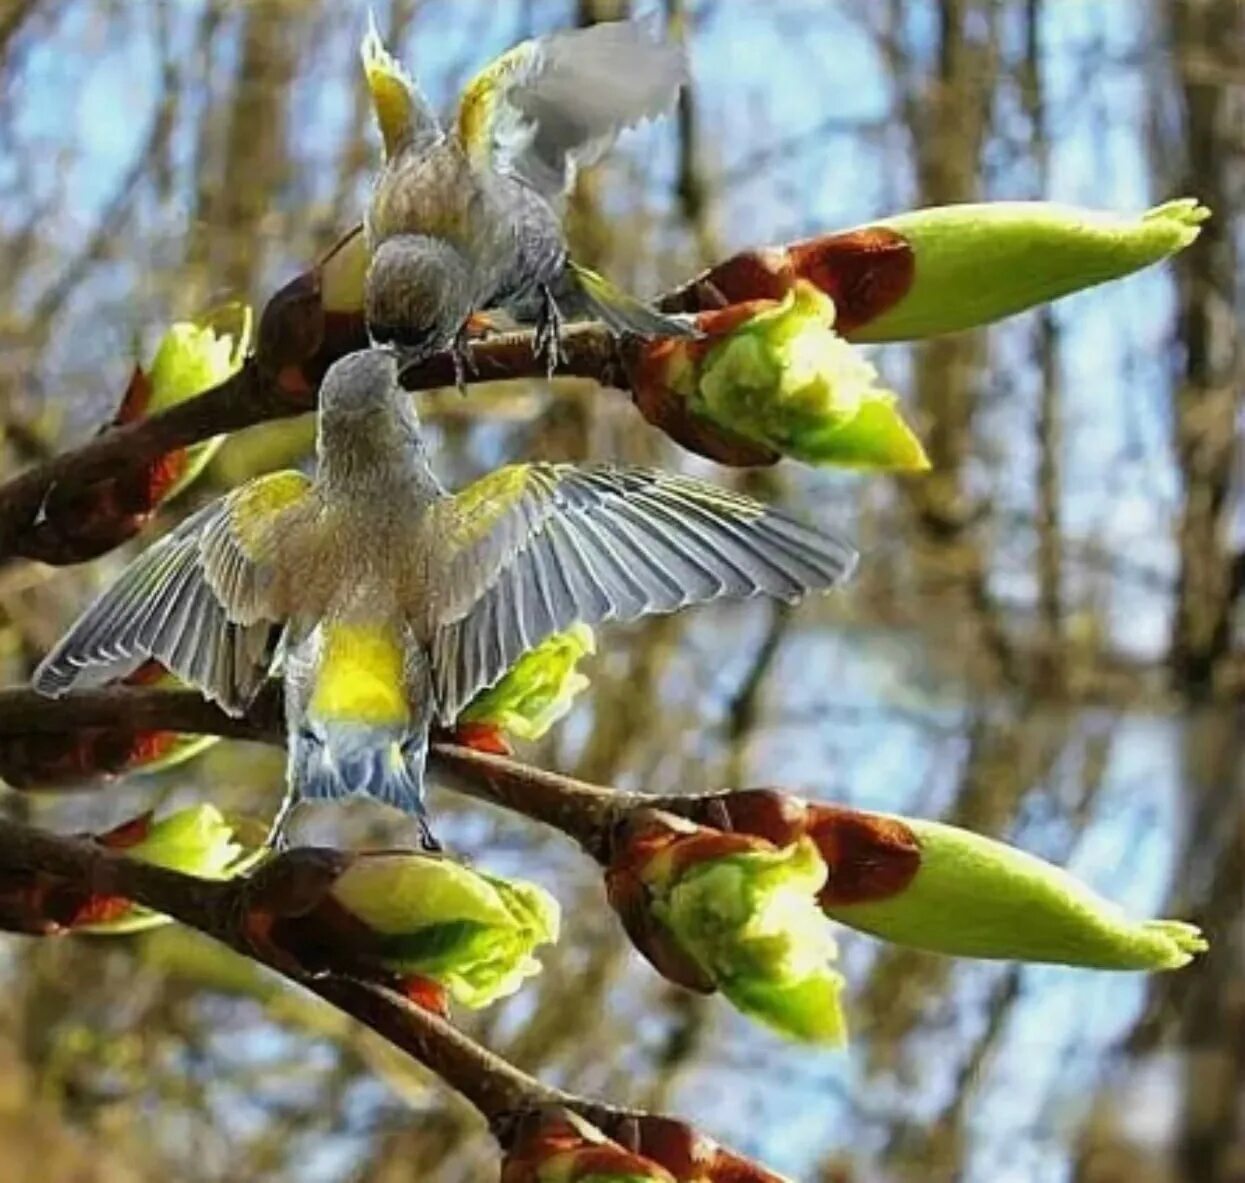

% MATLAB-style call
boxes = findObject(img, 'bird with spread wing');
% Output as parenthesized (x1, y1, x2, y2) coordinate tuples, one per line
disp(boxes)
(361, 15, 695, 378)
(34, 351, 856, 844)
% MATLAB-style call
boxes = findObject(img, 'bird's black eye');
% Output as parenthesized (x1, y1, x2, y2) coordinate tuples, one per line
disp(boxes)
(298, 726, 322, 747)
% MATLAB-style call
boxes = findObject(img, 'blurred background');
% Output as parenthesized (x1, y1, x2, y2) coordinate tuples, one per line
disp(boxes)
(0, 0, 1242, 1180)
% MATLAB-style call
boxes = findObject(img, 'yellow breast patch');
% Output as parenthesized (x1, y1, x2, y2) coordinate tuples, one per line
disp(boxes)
(310, 624, 409, 726)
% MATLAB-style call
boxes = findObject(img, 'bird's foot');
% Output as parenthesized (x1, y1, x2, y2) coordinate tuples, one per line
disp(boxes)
(533, 285, 567, 378)
(416, 814, 443, 854)
(450, 322, 478, 396)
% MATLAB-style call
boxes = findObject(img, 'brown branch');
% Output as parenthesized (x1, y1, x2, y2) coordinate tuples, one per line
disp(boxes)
(0, 685, 644, 855)
(0, 323, 626, 562)
(0, 813, 617, 1126)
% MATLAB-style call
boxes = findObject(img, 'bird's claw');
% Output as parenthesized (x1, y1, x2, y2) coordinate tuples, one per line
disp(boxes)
(533, 286, 567, 379)
(451, 323, 478, 396)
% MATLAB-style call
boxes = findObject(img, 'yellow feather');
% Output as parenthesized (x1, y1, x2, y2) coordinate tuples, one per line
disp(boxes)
(310, 624, 409, 726)
(454, 42, 532, 166)
(361, 13, 417, 160)
(449, 464, 534, 545)
(228, 471, 311, 556)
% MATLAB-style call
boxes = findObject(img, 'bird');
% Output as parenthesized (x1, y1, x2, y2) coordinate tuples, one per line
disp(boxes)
(360, 15, 696, 379)
(33, 349, 857, 845)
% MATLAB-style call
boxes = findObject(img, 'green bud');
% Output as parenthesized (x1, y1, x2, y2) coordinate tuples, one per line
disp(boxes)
(78, 806, 257, 936)
(147, 310, 251, 414)
(146, 306, 252, 498)
(824, 817, 1208, 970)
(651, 836, 846, 1043)
(850, 199, 1209, 343)
(694, 283, 928, 471)
(330, 855, 560, 1008)
(461, 625, 595, 740)
(125, 805, 248, 879)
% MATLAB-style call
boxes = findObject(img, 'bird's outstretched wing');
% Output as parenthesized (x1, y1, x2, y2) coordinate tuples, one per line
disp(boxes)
(361, 13, 442, 160)
(454, 21, 686, 199)
(424, 464, 857, 721)
(34, 471, 313, 714)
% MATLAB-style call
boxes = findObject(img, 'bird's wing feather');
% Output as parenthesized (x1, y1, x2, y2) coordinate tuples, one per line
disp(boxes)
(361, 13, 442, 160)
(454, 21, 686, 198)
(424, 464, 857, 720)
(33, 470, 313, 714)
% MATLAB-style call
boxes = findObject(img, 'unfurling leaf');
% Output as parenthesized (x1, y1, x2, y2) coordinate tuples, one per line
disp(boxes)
(240, 848, 559, 1004)
(460, 624, 595, 740)
(17, 304, 252, 564)
(631, 283, 927, 472)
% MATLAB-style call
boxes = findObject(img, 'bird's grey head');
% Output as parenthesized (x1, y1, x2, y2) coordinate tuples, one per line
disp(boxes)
(365, 234, 473, 361)
(319, 347, 403, 416)
(316, 347, 435, 489)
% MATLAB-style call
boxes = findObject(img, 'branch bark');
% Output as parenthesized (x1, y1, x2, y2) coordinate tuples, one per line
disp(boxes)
(0, 685, 643, 855)
(0, 813, 617, 1125)
(0, 323, 626, 562)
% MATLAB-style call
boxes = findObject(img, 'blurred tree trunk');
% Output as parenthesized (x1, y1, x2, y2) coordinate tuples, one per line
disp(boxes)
(1164, 0, 1243, 697)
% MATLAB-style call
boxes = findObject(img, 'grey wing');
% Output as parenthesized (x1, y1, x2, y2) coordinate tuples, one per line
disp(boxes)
(33, 471, 312, 715)
(464, 21, 687, 200)
(426, 464, 856, 722)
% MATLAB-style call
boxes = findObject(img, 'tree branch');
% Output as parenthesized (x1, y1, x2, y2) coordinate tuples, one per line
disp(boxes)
(0, 813, 618, 1125)
(0, 685, 645, 855)
(0, 323, 626, 562)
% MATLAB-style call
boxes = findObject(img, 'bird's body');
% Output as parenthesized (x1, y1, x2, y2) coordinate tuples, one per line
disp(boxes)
(360, 18, 694, 367)
(34, 351, 857, 843)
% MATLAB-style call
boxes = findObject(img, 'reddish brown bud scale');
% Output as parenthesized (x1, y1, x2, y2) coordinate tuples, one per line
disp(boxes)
(626, 334, 781, 469)
(444, 720, 513, 756)
(394, 974, 451, 1017)
(114, 366, 154, 425)
(0, 727, 143, 789)
(604, 862, 715, 993)
(500, 1108, 677, 1183)
(92, 811, 155, 851)
(786, 229, 914, 335)
(805, 805, 920, 906)
(700, 788, 810, 848)
(257, 229, 369, 403)
(672, 790, 921, 907)
(660, 228, 915, 339)
(605, 811, 784, 995)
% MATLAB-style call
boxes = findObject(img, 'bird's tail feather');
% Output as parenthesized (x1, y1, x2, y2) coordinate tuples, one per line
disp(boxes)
(289, 721, 433, 831)
(565, 260, 697, 340)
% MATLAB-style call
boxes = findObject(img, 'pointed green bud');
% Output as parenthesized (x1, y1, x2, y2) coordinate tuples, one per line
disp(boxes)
(330, 854, 560, 1008)
(690, 283, 927, 471)
(824, 816, 1208, 970)
(647, 832, 846, 1043)
(460, 625, 596, 740)
(850, 199, 1210, 343)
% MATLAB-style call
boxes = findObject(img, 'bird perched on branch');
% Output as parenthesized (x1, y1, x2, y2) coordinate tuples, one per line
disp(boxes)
(34, 350, 856, 845)
(361, 15, 695, 378)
